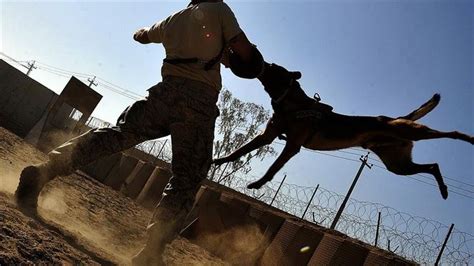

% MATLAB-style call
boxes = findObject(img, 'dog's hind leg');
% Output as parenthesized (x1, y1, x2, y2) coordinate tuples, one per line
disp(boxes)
(370, 142, 448, 199)
(247, 142, 301, 189)
(213, 119, 280, 165)
(388, 120, 474, 145)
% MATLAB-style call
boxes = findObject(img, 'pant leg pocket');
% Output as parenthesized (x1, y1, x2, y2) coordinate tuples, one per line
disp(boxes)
(116, 100, 148, 133)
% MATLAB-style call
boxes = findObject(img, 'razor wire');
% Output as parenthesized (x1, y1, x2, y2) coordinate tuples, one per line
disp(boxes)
(221, 175, 473, 265)
(135, 139, 172, 162)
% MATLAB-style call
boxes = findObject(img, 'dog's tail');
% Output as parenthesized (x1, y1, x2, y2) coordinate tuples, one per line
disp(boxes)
(398, 93, 440, 121)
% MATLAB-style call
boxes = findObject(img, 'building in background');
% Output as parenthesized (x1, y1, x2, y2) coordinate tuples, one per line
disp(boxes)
(0, 59, 57, 138)
(34, 76, 102, 152)
(0, 59, 103, 151)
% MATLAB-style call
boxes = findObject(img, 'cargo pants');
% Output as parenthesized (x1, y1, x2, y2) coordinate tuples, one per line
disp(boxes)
(46, 76, 219, 257)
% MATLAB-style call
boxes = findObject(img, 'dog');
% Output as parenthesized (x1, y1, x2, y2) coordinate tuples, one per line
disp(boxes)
(213, 63, 474, 199)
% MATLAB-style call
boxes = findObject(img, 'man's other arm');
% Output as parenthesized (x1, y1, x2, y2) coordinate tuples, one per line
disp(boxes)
(133, 27, 151, 44)
(134, 17, 168, 44)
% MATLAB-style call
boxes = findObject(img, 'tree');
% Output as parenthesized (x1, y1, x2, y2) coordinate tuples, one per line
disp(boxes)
(208, 89, 276, 186)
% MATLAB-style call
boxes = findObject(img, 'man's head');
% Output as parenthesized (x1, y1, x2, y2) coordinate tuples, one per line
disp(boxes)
(189, 0, 223, 6)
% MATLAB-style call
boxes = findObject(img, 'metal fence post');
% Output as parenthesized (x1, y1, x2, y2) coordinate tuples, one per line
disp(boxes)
(148, 141, 157, 154)
(301, 184, 319, 219)
(435, 223, 454, 266)
(156, 139, 168, 158)
(375, 211, 381, 247)
(270, 174, 287, 206)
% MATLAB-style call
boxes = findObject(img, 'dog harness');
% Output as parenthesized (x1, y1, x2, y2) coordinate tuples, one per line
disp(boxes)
(272, 79, 294, 105)
(272, 85, 333, 146)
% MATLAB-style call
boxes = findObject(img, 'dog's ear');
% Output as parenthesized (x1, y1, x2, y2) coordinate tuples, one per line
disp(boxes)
(290, 71, 302, 80)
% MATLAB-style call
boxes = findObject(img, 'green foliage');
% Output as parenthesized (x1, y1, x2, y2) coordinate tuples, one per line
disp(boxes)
(209, 89, 276, 185)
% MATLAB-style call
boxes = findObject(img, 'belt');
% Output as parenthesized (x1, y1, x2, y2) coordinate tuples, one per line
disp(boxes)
(163, 43, 226, 71)
(164, 57, 218, 71)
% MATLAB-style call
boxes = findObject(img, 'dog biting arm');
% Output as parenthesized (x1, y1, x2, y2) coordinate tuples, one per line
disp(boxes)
(228, 32, 254, 62)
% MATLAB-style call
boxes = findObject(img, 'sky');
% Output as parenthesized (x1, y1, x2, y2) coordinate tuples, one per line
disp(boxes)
(1, 0, 473, 235)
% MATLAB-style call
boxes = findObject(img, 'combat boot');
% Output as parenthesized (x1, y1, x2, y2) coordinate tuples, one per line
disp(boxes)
(131, 208, 187, 266)
(131, 220, 172, 266)
(14, 164, 56, 216)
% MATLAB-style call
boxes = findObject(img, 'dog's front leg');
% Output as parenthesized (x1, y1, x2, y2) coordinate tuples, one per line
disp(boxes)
(248, 142, 301, 189)
(213, 119, 279, 165)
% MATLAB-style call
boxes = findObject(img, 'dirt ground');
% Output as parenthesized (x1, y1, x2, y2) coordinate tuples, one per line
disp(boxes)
(0, 127, 228, 265)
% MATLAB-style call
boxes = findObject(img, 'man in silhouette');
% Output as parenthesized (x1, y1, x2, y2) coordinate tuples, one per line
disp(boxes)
(15, 0, 261, 264)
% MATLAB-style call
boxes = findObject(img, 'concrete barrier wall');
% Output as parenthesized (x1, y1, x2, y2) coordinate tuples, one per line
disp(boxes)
(287, 225, 325, 264)
(103, 154, 139, 190)
(308, 233, 344, 265)
(185, 184, 416, 266)
(89, 153, 122, 183)
(0, 59, 57, 137)
(125, 162, 155, 199)
(80, 153, 166, 204)
(364, 250, 393, 266)
(330, 238, 370, 265)
(121, 160, 145, 195)
(261, 220, 302, 266)
(261, 220, 325, 266)
(249, 206, 286, 243)
(136, 167, 172, 209)
(182, 187, 268, 265)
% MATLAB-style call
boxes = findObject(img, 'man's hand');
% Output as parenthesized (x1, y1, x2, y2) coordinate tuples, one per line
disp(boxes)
(133, 28, 151, 44)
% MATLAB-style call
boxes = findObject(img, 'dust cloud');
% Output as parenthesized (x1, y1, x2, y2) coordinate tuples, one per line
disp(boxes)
(195, 224, 267, 265)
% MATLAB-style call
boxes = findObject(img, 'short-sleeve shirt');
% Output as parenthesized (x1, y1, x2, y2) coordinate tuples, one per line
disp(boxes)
(147, 2, 242, 91)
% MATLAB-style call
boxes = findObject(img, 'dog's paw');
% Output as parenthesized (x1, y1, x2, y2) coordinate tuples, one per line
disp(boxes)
(440, 184, 448, 200)
(212, 158, 226, 165)
(247, 180, 264, 189)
